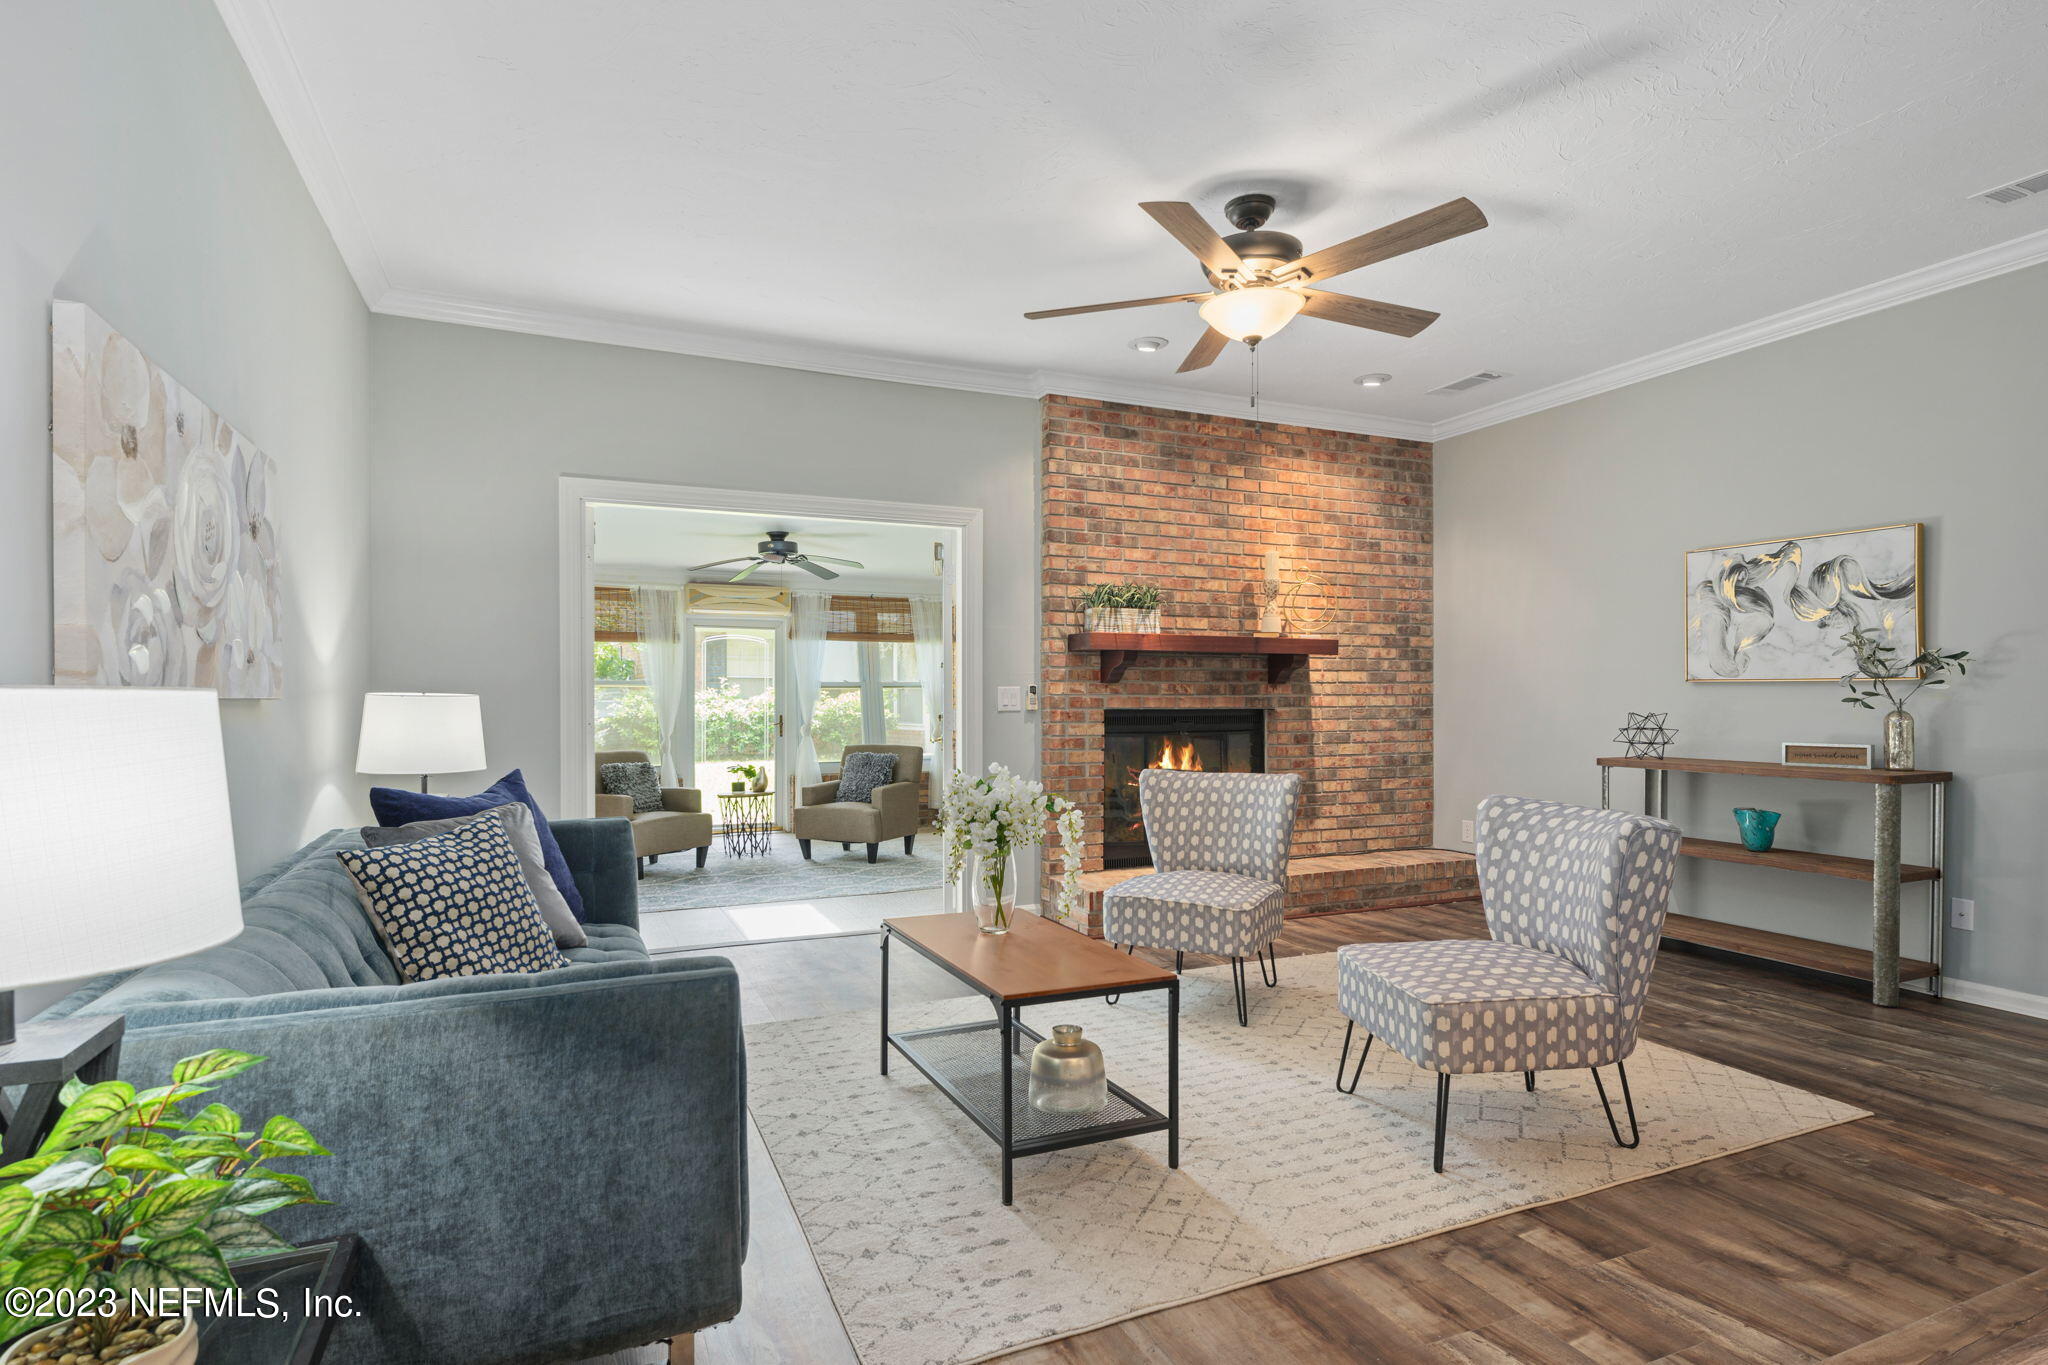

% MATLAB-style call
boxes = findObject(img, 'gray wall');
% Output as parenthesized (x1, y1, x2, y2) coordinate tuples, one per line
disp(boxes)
(1, 6, 370, 884)
(1435, 262, 2048, 1004)
(366, 315, 1042, 822)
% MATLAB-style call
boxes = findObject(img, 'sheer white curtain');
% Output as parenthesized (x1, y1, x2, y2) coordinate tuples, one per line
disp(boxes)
(910, 596, 947, 806)
(632, 586, 685, 783)
(787, 591, 831, 787)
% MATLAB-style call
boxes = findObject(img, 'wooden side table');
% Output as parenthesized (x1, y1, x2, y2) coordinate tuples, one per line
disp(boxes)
(1598, 755, 1950, 1006)
(0, 1013, 124, 1164)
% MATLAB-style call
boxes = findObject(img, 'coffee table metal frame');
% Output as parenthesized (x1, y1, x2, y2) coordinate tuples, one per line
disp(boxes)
(880, 923, 1178, 1205)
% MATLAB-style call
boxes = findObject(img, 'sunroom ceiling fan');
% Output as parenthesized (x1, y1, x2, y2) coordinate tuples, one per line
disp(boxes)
(689, 531, 864, 582)
(1024, 192, 1487, 372)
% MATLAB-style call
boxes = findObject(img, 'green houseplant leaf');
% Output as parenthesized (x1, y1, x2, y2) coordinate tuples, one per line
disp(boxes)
(35, 1081, 136, 1153)
(169, 1049, 266, 1087)
(112, 1231, 236, 1294)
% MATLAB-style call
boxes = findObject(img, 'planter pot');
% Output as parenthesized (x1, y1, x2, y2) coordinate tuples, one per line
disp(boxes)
(3, 1317, 194, 1365)
(1084, 606, 1160, 635)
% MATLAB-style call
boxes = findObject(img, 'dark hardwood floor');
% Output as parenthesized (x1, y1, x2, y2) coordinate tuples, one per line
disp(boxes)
(692, 904, 2048, 1365)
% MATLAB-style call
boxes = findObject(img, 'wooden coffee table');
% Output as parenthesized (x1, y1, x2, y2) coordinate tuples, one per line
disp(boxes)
(880, 912, 1178, 1204)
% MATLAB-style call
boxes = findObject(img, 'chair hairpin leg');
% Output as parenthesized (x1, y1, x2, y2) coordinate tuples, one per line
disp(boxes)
(1433, 1073, 1452, 1173)
(1525, 1070, 1536, 1092)
(1105, 943, 1137, 1006)
(1257, 945, 1278, 987)
(1230, 956, 1252, 1026)
(1590, 1060, 1640, 1149)
(1174, 951, 1183, 974)
(1335, 1020, 1372, 1093)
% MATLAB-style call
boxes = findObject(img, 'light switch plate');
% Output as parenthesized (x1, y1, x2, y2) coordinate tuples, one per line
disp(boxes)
(1461, 820, 1475, 843)
(1950, 897, 1975, 931)
(995, 686, 1022, 712)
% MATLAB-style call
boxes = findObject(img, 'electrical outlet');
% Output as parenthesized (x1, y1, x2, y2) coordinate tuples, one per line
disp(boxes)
(995, 686, 1022, 712)
(1950, 897, 1976, 931)
(1460, 819, 1476, 843)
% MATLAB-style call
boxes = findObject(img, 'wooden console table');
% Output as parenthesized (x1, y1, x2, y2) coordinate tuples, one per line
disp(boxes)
(1597, 755, 1950, 1006)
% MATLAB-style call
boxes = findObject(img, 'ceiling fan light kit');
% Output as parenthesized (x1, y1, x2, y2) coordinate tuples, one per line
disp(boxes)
(1025, 190, 1486, 374)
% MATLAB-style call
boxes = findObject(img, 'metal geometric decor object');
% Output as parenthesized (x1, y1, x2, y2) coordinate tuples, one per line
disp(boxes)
(1615, 712, 1678, 758)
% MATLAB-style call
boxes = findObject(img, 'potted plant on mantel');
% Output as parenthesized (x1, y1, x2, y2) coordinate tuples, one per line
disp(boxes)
(0, 1050, 329, 1365)
(1838, 625, 1971, 769)
(1078, 584, 1161, 635)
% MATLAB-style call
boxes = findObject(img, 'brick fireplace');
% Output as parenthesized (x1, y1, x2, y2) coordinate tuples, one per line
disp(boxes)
(1040, 394, 1464, 933)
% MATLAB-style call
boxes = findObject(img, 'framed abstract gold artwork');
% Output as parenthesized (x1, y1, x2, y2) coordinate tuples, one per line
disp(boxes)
(51, 301, 283, 697)
(1684, 522, 1921, 682)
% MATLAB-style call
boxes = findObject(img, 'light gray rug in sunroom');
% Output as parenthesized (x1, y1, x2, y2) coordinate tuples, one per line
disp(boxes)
(637, 831, 940, 911)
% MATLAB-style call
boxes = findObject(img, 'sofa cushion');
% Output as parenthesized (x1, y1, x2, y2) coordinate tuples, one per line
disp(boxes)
(336, 818, 570, 982)
(565, 921, 653, 967)
(370, 769, 586, 920)
(791, 801, 885, 843)
(835, 750, 898, 804)
(600, 761, 663, 813)
(363, 804, 587, 948)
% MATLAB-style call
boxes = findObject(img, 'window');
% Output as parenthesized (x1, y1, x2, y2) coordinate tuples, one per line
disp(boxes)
(814, 638, 924, 761)
(593, 640, 659, 753)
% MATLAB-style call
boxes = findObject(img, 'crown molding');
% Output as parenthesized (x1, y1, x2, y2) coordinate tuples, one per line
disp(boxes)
(1433, 225, 2048, 441)
(213, 0, 390, 304)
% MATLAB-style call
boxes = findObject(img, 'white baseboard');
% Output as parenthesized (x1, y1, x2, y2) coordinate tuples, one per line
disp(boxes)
(1923, 976, 2048, 1020)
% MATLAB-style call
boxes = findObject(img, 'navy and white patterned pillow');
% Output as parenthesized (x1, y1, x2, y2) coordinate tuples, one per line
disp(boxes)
(599, 761, 663, 813)
(835, 751, 898, 804)
(334, 816, 570, 982)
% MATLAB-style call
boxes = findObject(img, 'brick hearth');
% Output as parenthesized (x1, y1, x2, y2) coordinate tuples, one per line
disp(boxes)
(1040, 394, 1472, 933)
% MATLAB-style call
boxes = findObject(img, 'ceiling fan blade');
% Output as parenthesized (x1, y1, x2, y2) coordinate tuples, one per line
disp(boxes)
(794, 558, 840, 580)
(1298, 290, 1441, 337)
(1140, 202, 1244, 278)
(1177, 327, 1230, 373)
(688, 556, 754, 571)
(805, 555, 866, 567)
(1289, 197, 1487, 282)
(728, 560, 765, 583)
(1024, 291, 1212, 320)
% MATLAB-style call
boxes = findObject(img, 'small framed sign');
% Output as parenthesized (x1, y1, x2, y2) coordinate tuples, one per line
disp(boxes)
(1782, 742, 1873, 769)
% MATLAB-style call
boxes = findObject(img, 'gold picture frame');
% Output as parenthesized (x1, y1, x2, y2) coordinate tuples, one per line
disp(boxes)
(1684, 521, 1922, 682)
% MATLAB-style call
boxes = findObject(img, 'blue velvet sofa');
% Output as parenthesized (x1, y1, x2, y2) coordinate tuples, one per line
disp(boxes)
(34, 818, 747, 1365)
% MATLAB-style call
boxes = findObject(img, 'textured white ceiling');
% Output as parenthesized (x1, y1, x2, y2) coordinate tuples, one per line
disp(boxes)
(226, 0, 2048, 434)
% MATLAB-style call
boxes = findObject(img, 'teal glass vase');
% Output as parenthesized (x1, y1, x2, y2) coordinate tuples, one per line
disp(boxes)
(1733, 808, 1781, 852)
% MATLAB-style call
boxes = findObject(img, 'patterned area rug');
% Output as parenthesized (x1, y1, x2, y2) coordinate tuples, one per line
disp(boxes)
(637, 832, 939, 911)
(746, 949, 1866, 1365)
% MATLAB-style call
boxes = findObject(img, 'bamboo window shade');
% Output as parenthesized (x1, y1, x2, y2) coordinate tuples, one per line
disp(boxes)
(824, 595, 916, 642)
(593, 586, 642, 643)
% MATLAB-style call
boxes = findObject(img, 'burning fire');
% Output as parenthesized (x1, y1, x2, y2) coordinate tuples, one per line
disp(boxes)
(1152, 738, 1205, 771)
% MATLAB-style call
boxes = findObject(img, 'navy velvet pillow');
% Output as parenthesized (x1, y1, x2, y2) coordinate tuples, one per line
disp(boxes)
(369, 769, 586, 921)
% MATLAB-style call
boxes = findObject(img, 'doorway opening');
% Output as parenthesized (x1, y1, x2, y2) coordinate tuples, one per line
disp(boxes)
(561, 481, 979, 954)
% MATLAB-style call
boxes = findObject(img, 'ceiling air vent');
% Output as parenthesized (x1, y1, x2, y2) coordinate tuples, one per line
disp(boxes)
(1972, 169, 2048, 205)
(1427, 371, 1507, 395)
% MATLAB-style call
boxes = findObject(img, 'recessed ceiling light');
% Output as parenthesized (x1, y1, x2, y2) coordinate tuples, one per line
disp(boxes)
(1355, 373, 1392, 387)
(1128, 336, 1168, 353)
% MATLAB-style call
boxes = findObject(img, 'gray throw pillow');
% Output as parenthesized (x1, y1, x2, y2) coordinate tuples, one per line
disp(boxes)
(836, 751, 899, 804)
(599, 761, 663, 813)
(362, 803, 588, 948)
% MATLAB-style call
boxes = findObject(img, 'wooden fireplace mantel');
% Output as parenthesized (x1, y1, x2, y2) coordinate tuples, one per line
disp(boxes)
(1066, 631, 1339, 685)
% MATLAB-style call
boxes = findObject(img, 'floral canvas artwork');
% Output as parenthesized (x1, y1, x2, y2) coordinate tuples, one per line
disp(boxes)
(51, 301, 282, 697)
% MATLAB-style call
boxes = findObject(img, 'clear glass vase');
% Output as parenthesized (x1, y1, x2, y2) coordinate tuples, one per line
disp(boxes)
(1883, 708, 1915, 770)
(972, 849, 1017, 934)
(1029, 1024, 1107, 1114)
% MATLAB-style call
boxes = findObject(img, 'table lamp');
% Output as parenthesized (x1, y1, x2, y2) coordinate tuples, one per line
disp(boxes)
(0, 687, 243, 1049)
(355, 692, 486, 792)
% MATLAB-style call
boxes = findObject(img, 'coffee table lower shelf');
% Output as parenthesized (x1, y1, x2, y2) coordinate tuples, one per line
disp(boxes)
(888, 1019, 1170, 1160)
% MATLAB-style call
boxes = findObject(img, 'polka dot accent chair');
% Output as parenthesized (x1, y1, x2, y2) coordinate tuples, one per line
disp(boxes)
(1102, 769, 1303, 1027)
(1334, 795, 1681, 1171)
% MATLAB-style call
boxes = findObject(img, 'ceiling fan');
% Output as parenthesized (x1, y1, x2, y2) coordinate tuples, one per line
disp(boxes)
(689, 531, 864, 582)
(1024, 192, 1487, 372)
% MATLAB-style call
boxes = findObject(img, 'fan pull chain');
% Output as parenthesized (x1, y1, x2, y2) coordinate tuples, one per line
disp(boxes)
(1249, 340, 1261, 419)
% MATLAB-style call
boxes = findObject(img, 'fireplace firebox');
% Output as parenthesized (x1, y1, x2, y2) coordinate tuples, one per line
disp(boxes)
(1102, 709, 1266, 867)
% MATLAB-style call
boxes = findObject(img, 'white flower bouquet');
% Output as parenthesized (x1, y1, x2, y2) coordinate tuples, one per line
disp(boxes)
(937, 763, 1086, 931)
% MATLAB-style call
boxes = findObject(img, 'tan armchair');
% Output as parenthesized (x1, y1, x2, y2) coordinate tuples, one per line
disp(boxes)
(595, 749, 714, 877)
(792, 743, 924, 863)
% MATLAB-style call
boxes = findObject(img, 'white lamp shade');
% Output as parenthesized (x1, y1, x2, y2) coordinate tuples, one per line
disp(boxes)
(1197, 286, 1306, 343)
(0, 687, 243, 990)
(355, 692, 487, 776)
